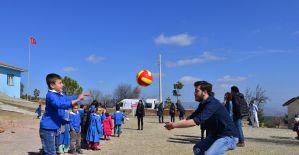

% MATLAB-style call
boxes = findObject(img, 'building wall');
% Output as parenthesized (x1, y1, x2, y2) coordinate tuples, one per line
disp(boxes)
(288, 100, 299, 128)
(0, 67, 21, 98)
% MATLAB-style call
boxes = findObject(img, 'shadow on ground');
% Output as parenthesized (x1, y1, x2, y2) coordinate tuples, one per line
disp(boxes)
(123, 127, 139, 131)
(27, 149, 42, 155)
(167, 134, 201, 144)
(246, 136, 299, 146)
(168, 134, 299, 146)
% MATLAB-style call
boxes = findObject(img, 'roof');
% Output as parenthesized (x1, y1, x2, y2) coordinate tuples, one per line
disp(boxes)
(283, 96, 299, 106)
(0, 62, 26, 72)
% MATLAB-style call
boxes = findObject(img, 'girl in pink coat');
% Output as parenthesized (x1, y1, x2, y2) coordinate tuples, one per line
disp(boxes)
(103, 112, 113, 140)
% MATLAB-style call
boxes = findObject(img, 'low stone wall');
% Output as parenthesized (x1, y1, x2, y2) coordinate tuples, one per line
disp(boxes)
(104, 108, 195, 117)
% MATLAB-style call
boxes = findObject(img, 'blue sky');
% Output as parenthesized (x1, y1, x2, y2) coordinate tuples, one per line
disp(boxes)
(1, 0, 299, 115)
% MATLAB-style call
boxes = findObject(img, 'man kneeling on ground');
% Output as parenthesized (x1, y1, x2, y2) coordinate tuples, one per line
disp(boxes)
(164, 81, 239, 155)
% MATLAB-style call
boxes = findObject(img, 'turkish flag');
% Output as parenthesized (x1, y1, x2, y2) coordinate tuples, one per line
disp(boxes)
(30, 37, 36, 45)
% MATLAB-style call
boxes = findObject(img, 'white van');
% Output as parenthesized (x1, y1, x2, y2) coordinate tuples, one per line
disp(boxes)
(117, 99, 142, 109)
(144, 98, 160, 109)
(117, 99, 159, 109)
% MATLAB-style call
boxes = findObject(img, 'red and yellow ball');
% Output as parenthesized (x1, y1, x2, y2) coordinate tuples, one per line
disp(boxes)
(136, 70, 153, 87)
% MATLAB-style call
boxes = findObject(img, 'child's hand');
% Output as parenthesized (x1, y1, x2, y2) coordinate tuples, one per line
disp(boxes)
(83, 92, 92, 97)
(77, 92, 92, 102)
(77, 94, 84, 101)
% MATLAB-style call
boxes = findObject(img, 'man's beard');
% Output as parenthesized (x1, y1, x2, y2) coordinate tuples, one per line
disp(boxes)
(196, 95, 204, 102)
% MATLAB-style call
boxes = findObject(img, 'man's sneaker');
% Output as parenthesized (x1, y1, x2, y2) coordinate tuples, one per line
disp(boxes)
(237, 142, 245, 147)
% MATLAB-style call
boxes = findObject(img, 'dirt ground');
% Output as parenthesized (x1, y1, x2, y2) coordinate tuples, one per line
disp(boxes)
(1, 110, 299, 155)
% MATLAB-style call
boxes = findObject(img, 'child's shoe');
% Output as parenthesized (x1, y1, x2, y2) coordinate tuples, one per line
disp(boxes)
(77, 149, 83, 154)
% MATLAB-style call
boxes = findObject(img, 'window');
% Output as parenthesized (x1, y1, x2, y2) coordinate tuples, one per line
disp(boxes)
(7, 74, 14, 86)
(145, 102, 152, 109)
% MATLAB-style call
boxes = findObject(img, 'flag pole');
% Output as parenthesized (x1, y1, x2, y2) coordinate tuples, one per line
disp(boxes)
(158, 54, 163, 104)
(27, 38, 31, 100)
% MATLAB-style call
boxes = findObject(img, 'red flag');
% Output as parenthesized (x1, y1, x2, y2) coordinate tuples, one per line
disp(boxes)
(30, 37, 36, 45)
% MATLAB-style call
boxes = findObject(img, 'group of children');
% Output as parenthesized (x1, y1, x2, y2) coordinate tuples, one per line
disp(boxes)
(39, 73, 126, 155)
(56, 104, 126, 154)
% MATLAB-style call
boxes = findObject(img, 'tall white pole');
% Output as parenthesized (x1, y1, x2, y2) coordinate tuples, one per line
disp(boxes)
(159, 54, 163, 104)
(27, 39, 31, 100)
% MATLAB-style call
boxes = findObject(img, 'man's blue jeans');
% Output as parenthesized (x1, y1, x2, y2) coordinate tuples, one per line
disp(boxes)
(193, 136, 238, 155)
(234, 118, 245, 143)
(39, 128, 57, 155)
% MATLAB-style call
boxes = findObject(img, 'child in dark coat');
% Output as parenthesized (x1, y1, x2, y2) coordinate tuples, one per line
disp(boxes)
(293, 114, 299, 140)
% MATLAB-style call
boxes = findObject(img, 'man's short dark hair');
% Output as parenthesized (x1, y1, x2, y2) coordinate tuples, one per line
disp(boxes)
(194, 81, 213, 96)
(231, 86, 239, 93)
(46, 73, 62, 89)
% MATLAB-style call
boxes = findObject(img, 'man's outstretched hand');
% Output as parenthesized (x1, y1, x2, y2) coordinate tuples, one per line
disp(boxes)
(164, 122, 174, 130)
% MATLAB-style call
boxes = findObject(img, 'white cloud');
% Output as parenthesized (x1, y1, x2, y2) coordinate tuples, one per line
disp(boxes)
(218, 75, 247, 83)
(62, 66, 78, 72)
(167, 52, 224, 67)
(220, 84, 231, 90)
(219, 84, 235, 92)
(154, 33, 195, 46)
(86, 55, 105, 64)
(179, 76, 200, 85)
(293, 31, 299, 36)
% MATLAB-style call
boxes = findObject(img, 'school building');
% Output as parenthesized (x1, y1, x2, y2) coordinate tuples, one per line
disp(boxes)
(283, 96, 299, 128)
(0, 62, 26, 98)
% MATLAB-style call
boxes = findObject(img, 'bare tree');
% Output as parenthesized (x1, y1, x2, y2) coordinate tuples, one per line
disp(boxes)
(245, 85, 270, 109)
(88, 89, 115, 107)
(89, 90, 102, 101)
(114, 84, 141, 102)
(101, 94, 114, 108)
(132, 86, 141, 99)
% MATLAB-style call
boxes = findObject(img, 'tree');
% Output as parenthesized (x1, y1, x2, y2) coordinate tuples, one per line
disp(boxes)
(101, 94, 114, 108)
(165, 97, 172, 109)
(114, 84, 141, 102)
(62, 76, 83, 96)
(245, 85, 270, 126)
(132, 86, 141, 99)
(173, 81, 184, 102)
(89, 89, 115, 108)
(90, 89, 103, 102)
(33, 88, 40, 100)
(244, 85, 270, 109)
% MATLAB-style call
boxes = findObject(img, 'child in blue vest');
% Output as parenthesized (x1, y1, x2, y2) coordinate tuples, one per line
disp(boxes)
(39, 73, 90, 155)
(86, 107, 106, 150)
(112, 106, 125, 137)
(70, 104, 84, 154)
(57, 110, 71, 155)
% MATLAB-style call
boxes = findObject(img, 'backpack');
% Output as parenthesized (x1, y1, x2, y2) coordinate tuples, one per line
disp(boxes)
(235, 94, 249, 117)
